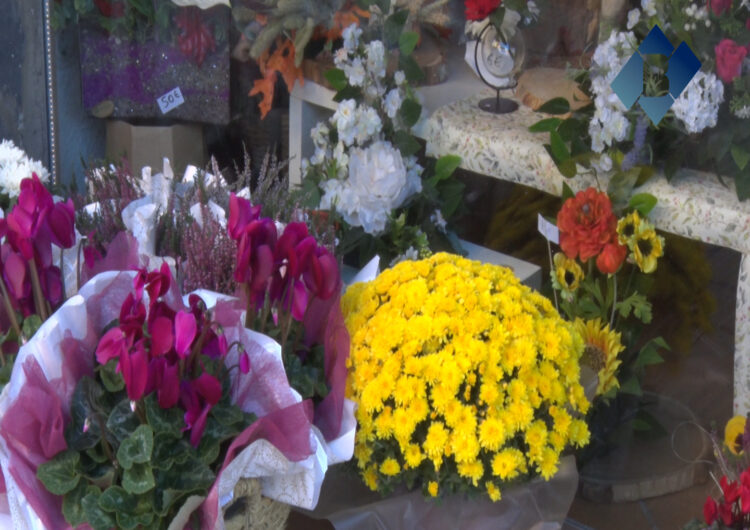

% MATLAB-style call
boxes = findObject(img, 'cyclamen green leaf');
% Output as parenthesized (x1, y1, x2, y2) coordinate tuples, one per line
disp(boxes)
(116, 510, 154, 530)
(117, 424, 154, 470)
(122, 463, 156, 495)
(107, 398, 140, 442)
(144, 394, 184, 437)
(82, 491, 115, 530)
(62, 481, 89, 527)
(37, 449, 81, 495)
(98, 485, 136, 513)
(99, 358, 125, 392)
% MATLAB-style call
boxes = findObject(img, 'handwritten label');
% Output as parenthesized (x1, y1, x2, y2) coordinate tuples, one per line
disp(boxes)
(157, 87, 184, 114)
(537, 213, 559, 244)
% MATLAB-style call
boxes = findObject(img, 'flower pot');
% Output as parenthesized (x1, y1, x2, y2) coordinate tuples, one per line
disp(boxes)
(299, 456, 579, 530)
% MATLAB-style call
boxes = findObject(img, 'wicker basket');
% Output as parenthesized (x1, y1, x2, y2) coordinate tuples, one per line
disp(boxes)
(223, 478, 291, 530)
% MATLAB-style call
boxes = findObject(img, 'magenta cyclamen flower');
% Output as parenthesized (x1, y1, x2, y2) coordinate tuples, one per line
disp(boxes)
(94, 266, 248, 447)
(228, 193, 262, 240)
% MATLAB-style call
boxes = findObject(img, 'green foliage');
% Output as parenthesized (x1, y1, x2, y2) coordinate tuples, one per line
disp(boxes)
(37, 370, 255, 529)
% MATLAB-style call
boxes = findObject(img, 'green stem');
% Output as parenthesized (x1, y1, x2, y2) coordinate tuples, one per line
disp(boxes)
(290, 294, 316, 358)
(609, 273, 618, 329)
(545, 240, 559, 313)
(243, 284, 254, 329)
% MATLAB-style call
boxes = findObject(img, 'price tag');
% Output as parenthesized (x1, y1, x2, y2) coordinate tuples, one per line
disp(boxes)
(537, 213, 559, 245)
(157, 87, 185, 114)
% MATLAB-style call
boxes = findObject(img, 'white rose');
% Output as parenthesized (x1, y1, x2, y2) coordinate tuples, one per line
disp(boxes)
(354, 106, 382, 144)
(347, 141, 410, 234)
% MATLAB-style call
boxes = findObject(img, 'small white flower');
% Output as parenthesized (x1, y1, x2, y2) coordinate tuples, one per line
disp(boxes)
(430, 210, 447, 232)
(333, 99, 358, 146)
(641, 0, 657, 16)
(342, 24, 362, 52)
(390, 246, 419, 266)
(627, 9, 640, 29)
(527, 0, 540, 17)
(734, 105, 750, 119)
(354, 106, 383, 145)
(706, 19, 711, 27)
(0, 139, 50, 198)
(311, 122, 329, 149)
(333, 47, 349, 67)
(591, 154, 613, 174)
(365, 40, 386, 79)
(394, 71, 406, 85)
(672, 70, 724, 133)
(384, 88, 403, 119)
(344, 57, 366, 86)
(683, 23, 690, 31)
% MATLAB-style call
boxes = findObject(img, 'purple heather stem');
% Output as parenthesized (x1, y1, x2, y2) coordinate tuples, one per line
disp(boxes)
(621, 116, 649, 172)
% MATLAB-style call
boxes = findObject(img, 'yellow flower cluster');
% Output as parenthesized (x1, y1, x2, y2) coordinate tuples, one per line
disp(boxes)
(343, 253, 591, 501)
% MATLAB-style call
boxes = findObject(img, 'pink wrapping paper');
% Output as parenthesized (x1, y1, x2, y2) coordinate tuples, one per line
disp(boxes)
(0, 270, 319, 529)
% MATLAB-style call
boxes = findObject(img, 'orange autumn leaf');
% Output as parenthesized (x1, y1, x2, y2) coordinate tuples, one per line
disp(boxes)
(319, 8, 370, 42)
(266, 38, 303, 93)
(249, 71, 277, 118)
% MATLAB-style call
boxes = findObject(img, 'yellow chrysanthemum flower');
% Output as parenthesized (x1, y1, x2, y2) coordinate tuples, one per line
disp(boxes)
(552, 252, 585, 295)
(380, 458, 401, 476)
(574, 318, 624, 397)
(725, 415, 747, 455)
(342, 253, 590, 502)
(486, 482, 502, 502)
(617, 211, 641, 248)
(427, 481, 439, 497)
(631, 222, 665, 274)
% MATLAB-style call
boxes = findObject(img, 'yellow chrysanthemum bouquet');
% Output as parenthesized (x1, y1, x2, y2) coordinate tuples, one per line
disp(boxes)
(342, 253, 591, 501)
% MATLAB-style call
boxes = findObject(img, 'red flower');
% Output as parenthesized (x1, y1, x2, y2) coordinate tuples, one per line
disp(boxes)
(596, 239, 627, 274)
(703, 496, 719, 525)
(465, 0, 502, 21)
(715, 39, 748, 83)
(557, 188, 618, 263)
(709, 0, 732, 16)
(704, 496, 718, 525)
(175, 7, 216, 67)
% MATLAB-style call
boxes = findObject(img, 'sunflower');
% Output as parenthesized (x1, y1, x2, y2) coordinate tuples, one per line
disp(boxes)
(574, 318, 624, 397)
(631, 223, 664, 274)
(616, 212, 641, 248)
(725, 415, 747, 455)
(552, 253, 584, 296)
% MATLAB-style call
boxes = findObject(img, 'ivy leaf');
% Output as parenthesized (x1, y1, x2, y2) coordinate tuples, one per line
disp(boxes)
(399, 54, 424, 83)
(324, 68, 347, 91)
(384, 9, 409, 48)
(158, 456, 215, 493)
(619, 376, 642, 396)
(628, 193, 658, 217)
(528, 117, 562, 133)
(65, 376, 105, 451)
(561, 182, 575, 201)
(433, 155, 462, 183)
(399, 31, 419, 56)
(37, 449, 81, 495)
(393, 130, 422, 157)
(117, 424, 154, 470)
(399, 98, 422, 128)
(549, 131, 570, 162)
(537, 97, 571, 115)
(732, 144, 750, 170)
(122, 463, 156, 495)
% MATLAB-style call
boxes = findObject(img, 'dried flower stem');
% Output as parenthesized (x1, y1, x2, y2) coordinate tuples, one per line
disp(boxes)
(28, 258, 49, 321)
(0, 280, 22, 347)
